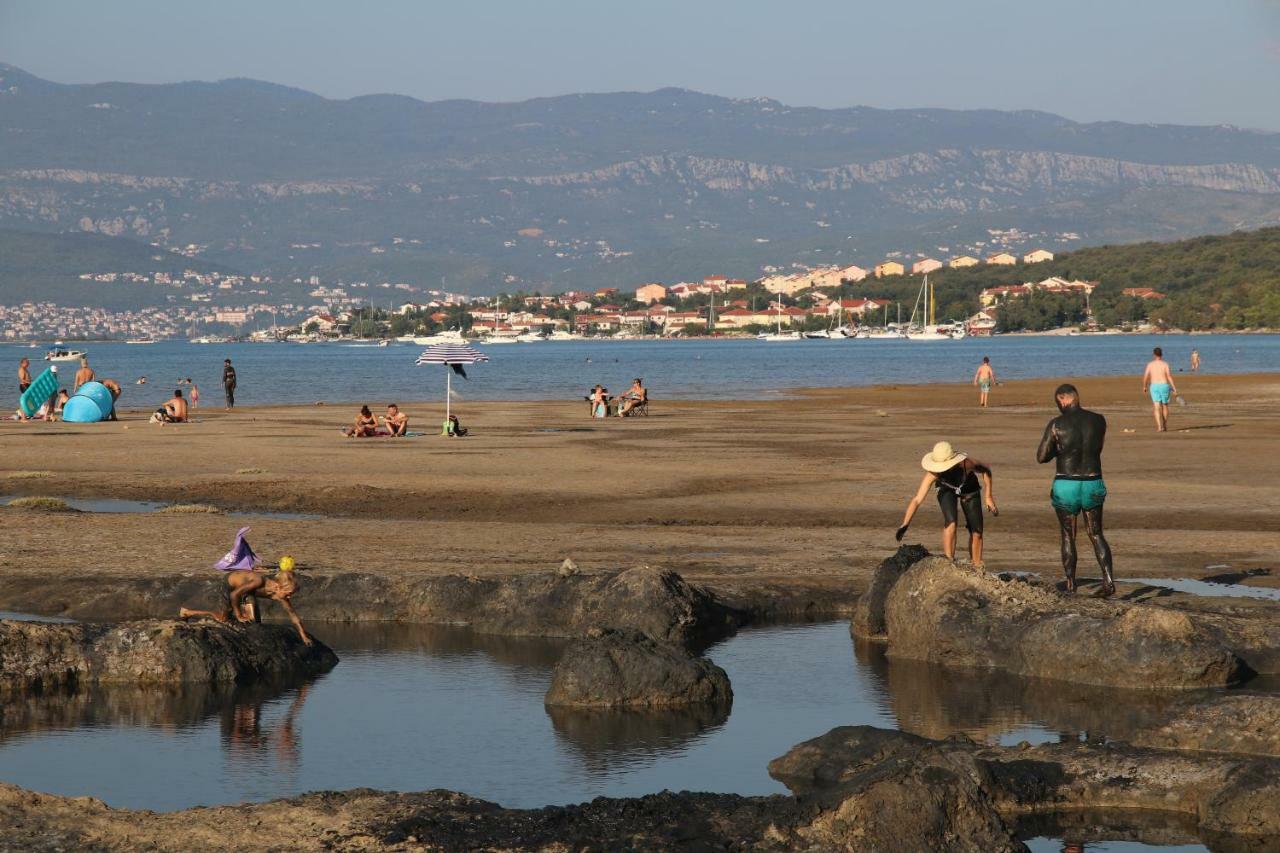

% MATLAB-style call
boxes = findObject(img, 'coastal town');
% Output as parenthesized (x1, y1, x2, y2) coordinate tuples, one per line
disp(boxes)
(1, 245, 1169, 342)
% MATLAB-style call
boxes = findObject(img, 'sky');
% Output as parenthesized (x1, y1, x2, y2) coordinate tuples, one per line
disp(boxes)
(2, 0, 1279, 130)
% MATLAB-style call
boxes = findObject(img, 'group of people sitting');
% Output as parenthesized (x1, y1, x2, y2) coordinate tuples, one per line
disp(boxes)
(586, 378, 648, 418)
(343, 404, 468, 438)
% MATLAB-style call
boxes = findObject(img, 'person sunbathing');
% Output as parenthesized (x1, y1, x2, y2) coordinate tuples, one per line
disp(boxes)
(588, 385, 610, 418)
(345, 404, 378, 437)
(152, 389, 188, 423)
(179, 556, 312, 645)
(617, 378, 646, 417)
(383, 403, 409, 436)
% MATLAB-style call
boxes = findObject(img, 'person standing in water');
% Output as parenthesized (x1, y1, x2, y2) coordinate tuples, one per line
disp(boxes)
(17, 357, 31, 394)
(973, 357, 996, 408)
(73, 357, 95, 393)
(1190, 349, 1201, 373)
(222, 359, 237, 410)
(896, 441, 998, 565)
(1141, 347, 1178, 432)
(1036, 383, 1114, 596)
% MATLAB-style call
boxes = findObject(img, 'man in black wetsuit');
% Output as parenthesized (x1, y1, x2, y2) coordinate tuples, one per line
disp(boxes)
(1036, 383, 1114, 596)
(222, 359, 237, 410)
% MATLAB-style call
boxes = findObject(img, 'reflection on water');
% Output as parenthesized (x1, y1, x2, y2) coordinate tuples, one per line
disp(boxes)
(0, 618, 1270, 849)
(1020, 808, 1209, 853)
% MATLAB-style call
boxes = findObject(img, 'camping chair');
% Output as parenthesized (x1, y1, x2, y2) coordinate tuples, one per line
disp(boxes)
(621, 389, 649, 417)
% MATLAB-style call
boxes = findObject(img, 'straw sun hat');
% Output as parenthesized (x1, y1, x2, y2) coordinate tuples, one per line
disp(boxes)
(921, 441, 967, 473)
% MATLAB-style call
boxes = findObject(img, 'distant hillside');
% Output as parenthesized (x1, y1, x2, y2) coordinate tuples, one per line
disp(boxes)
(854, 226, 1280, 329)
(0, 229, 236, 309)
(2, 62, 1280, 296)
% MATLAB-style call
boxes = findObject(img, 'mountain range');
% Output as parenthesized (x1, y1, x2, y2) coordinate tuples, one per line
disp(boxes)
(3, 62, 1280, 299)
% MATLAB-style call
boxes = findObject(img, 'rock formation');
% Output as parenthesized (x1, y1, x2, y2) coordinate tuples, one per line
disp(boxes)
(853, 553, 1251, 689)
(545, 627, 732, 709)
(0, 619, 336, 690)
(2, 565, 747, 647)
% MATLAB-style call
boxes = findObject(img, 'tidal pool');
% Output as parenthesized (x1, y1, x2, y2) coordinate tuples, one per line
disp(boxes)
(0, 619, 1258, 850)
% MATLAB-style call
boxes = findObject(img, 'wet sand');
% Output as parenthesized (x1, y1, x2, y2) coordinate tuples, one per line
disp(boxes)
(2, 373, 1278, 604)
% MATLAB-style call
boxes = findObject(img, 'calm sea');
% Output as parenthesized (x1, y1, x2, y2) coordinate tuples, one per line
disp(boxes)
(7, 334, 1276, 408)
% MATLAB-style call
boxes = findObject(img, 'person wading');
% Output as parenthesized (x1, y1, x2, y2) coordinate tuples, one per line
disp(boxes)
(973, 356, 996, 408)
(222, 358, 237, 410)
(896, 441, 997, 565)
(1141, 346, 1178, 433)
(1036, 383, 1115, 596)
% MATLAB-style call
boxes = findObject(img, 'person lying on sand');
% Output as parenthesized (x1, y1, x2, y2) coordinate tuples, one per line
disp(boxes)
(179, 556, 312, 645)
(383, 403, 409, 437)
(345, 404, 379, 437)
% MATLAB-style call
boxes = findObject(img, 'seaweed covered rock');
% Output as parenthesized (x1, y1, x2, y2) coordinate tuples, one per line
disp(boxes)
(0, 619, 336, 690)
(545, 627, 732, 709)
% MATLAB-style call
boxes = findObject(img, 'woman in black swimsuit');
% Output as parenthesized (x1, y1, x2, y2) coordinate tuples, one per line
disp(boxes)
(896, 441, 998, 564)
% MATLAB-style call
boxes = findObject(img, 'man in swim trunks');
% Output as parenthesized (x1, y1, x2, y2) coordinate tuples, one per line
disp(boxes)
(17, 357, 31, 394)
(1037, 383, 1114, 596)
(973, 357, 995, 408)
(73, 357, 95, 393)
(383, 403, 409, 436)
(1142, 346, 1178, 433)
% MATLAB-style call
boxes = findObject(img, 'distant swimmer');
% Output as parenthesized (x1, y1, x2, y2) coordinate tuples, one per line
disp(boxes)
(137, 376, 148, 385)
(1036, 383, 1114, 596)
(73, 357, 95, 393)
(1142, 346, 1178, 432)
(1190, 349, 1201, 373)
(973, 356, 996, 408)
(896, 441, 998, 565)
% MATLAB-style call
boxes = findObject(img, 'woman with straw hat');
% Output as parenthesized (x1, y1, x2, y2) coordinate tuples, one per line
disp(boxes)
(895, 441, 998, 564)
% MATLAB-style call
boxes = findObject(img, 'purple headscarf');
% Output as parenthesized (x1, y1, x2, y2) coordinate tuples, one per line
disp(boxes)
(214, 526, 260, 571)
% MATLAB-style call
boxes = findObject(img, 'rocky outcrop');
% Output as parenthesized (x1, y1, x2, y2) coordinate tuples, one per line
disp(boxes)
(545, 627, 731, 709)
(854, 554, 1250, 689)
(770, 725, 1280, 844)
(0, 566, 746, 646)
(1130, 694, 1280, 757)
(0, 619, 336, 690)
(851, 544, 931, 639)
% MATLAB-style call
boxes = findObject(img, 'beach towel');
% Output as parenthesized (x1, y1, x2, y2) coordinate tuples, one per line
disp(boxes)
(214, 526, 260, 571)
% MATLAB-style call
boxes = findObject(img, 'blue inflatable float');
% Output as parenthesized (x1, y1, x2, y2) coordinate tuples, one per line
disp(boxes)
(61, 381, 115, 423)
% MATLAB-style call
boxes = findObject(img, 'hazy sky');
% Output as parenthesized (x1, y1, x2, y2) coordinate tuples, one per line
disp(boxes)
(3, 0, 1279, 129)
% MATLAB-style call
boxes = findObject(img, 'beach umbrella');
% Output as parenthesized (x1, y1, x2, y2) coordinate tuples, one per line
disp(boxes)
(415, 343, 489, 421)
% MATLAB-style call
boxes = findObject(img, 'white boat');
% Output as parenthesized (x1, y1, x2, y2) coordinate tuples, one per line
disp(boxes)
(125, 338, 157, 345)
(803, 329, 833, 339)
(867, 328, 907, 340)
(45, 348, 86, 362)
(478, 335, 518, 344)
(548, 329, 585, 341)
(906, 275, 959, 341)
(758, 300, 803, 341)
(189, 335, 230, 344)
(516, 331, 547, 342)
(412, 329, 466, 346)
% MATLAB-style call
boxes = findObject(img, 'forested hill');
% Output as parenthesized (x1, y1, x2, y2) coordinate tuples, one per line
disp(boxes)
(2, 63, 1280, 295)
(858, 227, 1280, 329)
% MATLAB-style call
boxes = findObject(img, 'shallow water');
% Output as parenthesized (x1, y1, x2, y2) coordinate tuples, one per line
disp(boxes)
(6, 334, 1276, 407)
(0, 494, 320, 520)
(0, 619, 1271, 844)
(1129, 577, 1280, 602)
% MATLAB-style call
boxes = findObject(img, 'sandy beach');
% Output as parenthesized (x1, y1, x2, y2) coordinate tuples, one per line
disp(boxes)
(2, 373, 1278, 605)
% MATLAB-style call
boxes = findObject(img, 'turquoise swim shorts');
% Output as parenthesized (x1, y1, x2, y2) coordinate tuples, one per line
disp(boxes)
(1149, 383, 1171, 404)
(1050, 478, 1107, 514)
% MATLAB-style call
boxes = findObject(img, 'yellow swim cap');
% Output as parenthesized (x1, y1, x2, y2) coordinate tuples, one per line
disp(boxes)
(279, 556, 296, 572)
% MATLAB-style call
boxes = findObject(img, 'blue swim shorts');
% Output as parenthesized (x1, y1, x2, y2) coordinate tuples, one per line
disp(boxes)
(1050, 478, 1107, 514)
(1149, 383, 1171, 404)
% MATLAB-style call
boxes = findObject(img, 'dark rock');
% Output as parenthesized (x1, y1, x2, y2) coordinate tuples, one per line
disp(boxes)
(771, 725, 1280, 843)
(1130, 694, 1280, 757)
(0, 619, 336, 690)
(545, 627, 732, 709)
(0, 565, 747, 646)
(851, 544, 931, 640)
(862, 556, 1248, 689)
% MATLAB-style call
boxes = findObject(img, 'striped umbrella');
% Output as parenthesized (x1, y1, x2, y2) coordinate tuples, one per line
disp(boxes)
(415, 343, 489, 421)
